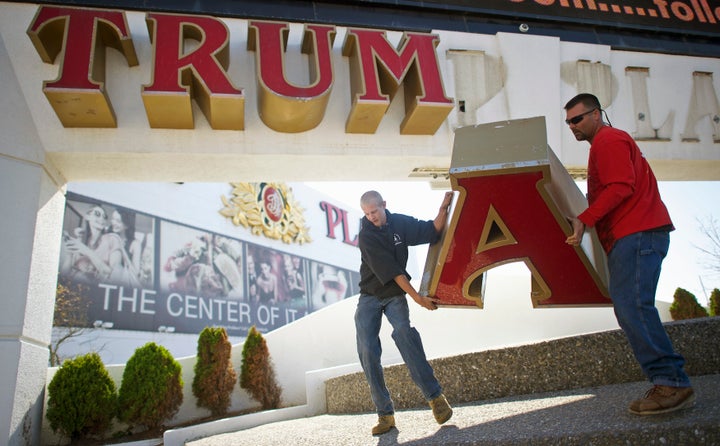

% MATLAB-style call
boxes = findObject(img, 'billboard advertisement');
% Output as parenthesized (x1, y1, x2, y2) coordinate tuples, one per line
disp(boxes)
(56, 192, 360, 336)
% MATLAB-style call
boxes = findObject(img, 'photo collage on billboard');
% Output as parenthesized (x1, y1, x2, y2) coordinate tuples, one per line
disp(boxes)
(56, 192, 360, 337)
(59, 196, 156, 290)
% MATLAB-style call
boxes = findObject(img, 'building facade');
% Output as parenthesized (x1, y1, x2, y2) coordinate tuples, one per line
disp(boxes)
(1, 0, 719, 443)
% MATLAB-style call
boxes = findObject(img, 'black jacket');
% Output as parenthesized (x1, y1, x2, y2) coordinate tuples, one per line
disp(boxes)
(358, 210, 440, 298)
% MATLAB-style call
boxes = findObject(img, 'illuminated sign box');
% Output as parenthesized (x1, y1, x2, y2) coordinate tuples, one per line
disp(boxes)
(421, 117, 610, 308)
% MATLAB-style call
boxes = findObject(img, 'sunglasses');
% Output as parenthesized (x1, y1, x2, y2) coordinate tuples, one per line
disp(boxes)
(565, 108, 597, 125)
(86, 208, 106, 219)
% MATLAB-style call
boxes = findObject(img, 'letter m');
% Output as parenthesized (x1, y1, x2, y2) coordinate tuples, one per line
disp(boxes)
(342, 29, 453, 135)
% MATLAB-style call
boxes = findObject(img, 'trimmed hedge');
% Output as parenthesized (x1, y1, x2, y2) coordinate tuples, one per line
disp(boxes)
(709, 288, 720, 317)
(193, 327, 237, 416)
(670, 287, 709, 320)
(46, 353, 117, 442)
(118, 342, 183, 432)
(240, 325, 282, 410)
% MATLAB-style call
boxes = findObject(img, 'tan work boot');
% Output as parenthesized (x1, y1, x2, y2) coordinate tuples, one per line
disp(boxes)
(629, 385, 695, 415)
(371, 414, 395, 435)
(429, 394, 453, 424)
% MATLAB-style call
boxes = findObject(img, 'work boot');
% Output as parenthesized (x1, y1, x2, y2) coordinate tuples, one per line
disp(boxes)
(629, 385, 695, 415)
(371, 414, 395, 435)
(429, 394, 453, 424)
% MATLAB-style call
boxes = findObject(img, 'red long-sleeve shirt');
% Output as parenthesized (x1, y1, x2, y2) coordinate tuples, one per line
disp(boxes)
(578, 125, 673, 253)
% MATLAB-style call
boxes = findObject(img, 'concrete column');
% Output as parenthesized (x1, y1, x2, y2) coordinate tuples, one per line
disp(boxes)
(1, 33, 66, 445)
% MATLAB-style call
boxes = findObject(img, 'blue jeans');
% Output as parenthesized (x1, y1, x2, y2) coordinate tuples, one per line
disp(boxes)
(355, 293, 442, 416)
(608, 231, 691, 388)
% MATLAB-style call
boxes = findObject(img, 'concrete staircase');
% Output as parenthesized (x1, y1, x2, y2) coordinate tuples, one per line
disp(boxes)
(177, 317, 720, 445)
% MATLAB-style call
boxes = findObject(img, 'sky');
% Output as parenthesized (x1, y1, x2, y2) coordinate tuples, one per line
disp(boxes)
(306, 180, 720, 306)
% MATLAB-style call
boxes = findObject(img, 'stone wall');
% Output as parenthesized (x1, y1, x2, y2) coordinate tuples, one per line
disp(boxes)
(326, 317, 720, 414)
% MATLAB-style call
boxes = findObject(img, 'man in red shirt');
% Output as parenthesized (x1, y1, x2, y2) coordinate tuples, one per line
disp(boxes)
(564, 93, 695, 415)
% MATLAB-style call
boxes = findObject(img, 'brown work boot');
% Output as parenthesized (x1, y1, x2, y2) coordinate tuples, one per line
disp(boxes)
(628, 385, 695, 415)
(429, 394, 453, 424)
(371, 415, 395, 435)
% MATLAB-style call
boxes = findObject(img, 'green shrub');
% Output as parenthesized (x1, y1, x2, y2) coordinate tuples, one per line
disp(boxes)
(669, 287, 709, 320)
(709, 288, 720, 317)
(192, 327, 237, 416)
(46, 353, 117, 443)
(118, 343, 183, 432)
(240, 326, 282, 410)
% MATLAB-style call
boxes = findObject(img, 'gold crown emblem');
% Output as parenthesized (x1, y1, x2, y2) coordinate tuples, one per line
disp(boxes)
(220, 182, 312, 245)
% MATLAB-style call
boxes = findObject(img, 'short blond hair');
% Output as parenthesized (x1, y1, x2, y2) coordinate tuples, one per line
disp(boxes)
(360, 190, 383, 207)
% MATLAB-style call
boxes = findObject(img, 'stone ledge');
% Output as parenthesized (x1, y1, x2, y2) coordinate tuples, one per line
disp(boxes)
(326, 317, 720, 414)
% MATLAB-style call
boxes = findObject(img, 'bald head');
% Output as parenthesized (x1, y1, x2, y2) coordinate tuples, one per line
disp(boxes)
(360, 190, 387, 227)
(360, 190, 383, 208)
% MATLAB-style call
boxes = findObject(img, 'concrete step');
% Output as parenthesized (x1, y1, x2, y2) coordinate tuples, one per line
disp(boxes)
(178, 318, 720, 445)
(185, 373, 719, 445)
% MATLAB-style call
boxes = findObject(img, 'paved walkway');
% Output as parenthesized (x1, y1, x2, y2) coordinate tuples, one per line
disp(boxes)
(184, 374, 719, 446)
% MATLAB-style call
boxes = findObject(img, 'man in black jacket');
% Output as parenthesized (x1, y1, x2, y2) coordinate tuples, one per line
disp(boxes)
(356, 189, 454, 435)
